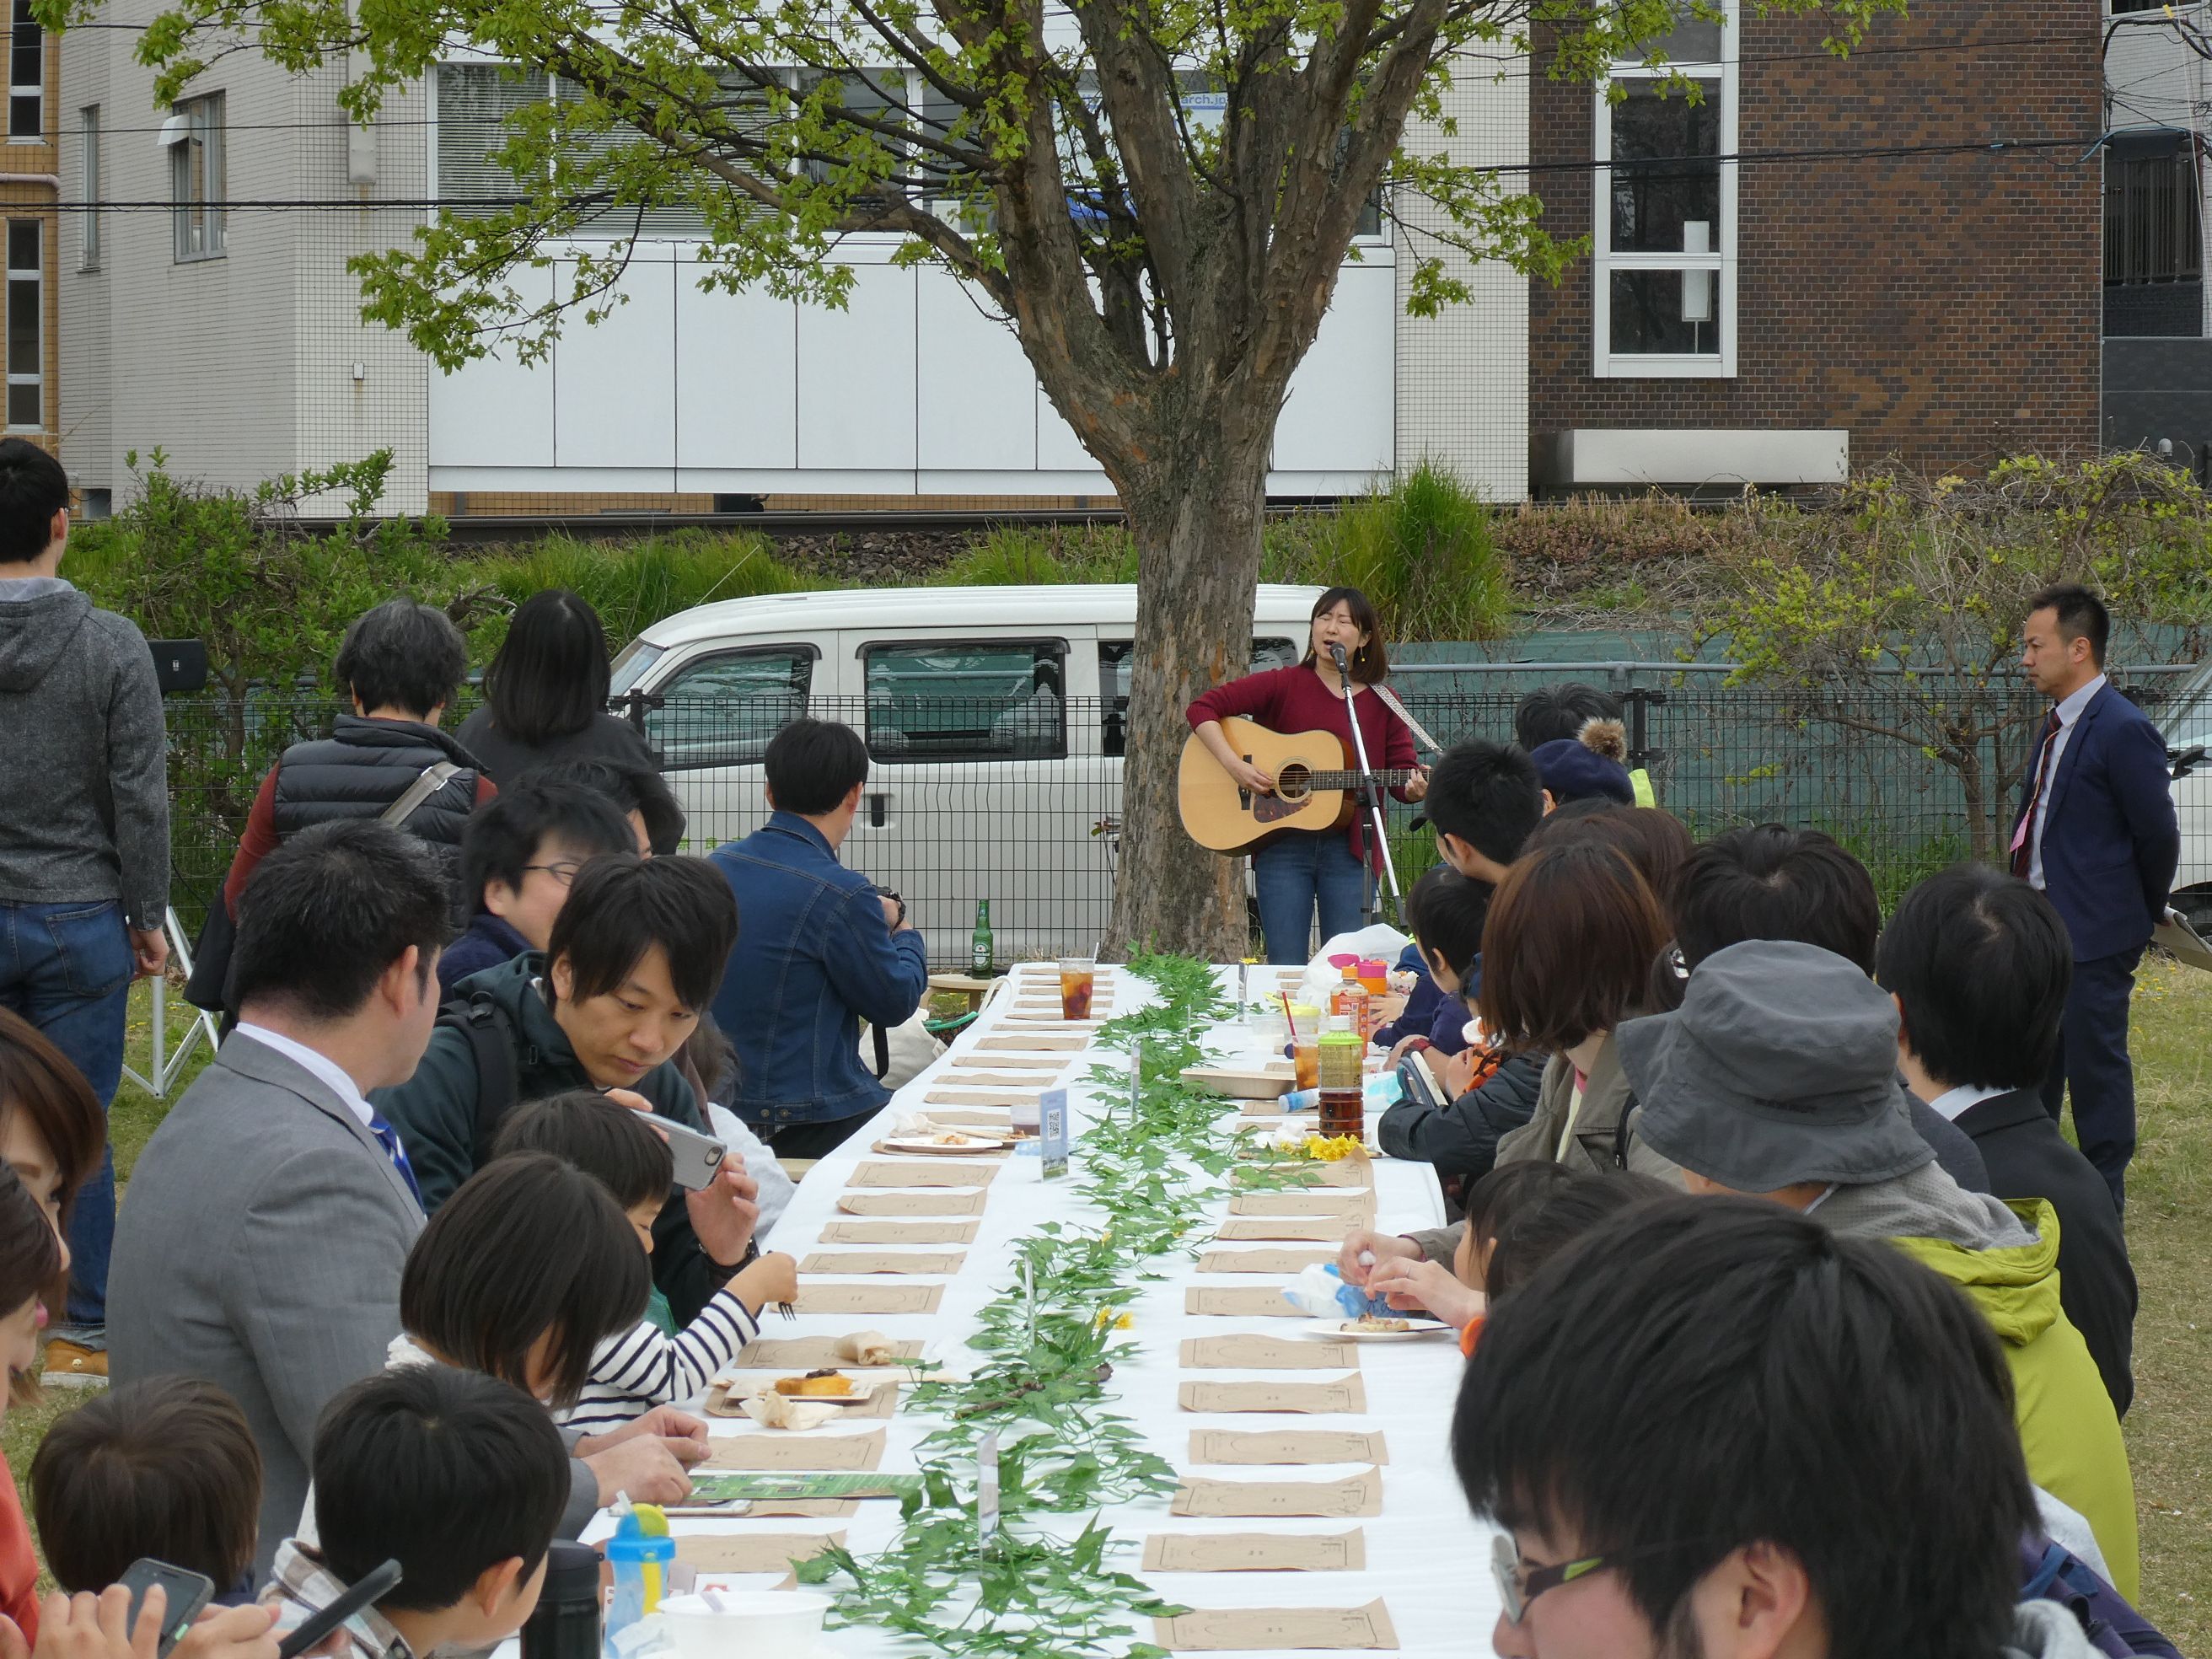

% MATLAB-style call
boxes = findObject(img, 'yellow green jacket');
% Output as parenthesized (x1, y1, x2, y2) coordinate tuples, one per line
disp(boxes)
(1892, 1200, 2139, 1601)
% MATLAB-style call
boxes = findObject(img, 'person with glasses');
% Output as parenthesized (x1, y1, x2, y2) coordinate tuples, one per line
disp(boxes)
(1454, 1195, 2109, 1659)
(439, 779, 639, 999)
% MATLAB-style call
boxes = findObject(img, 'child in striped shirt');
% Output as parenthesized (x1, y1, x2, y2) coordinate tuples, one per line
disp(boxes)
(493, 1093, 798, 1434)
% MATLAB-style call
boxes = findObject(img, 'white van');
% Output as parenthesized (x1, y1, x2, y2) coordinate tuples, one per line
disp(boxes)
(2156, 662, 2212, 931)
(609, 583, 1329, 963)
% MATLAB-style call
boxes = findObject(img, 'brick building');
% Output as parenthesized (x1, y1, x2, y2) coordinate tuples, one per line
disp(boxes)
(1528, 1, 2106, 492)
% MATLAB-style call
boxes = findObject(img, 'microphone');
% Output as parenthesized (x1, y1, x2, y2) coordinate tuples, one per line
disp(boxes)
(1329, 641, 1350, 675)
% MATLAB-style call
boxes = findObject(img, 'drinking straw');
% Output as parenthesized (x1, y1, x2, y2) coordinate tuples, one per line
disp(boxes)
(1279, 991, 1298, 1039)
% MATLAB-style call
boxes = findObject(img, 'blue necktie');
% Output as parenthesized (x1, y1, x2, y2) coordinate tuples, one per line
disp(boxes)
(368, 1114, 424, 1206)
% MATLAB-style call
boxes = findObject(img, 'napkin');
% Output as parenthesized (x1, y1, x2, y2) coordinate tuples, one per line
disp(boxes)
(836, 1330, 899, 1366)
(739, 1393, 842, 1431)
(1281, 1263, 1391, 1322)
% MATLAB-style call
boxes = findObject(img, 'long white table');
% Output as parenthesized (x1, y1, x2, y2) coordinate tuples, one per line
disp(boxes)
(632, 963, 1507, 1655)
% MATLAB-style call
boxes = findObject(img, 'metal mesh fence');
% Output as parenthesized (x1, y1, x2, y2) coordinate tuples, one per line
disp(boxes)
(157, 662, 2212, 965)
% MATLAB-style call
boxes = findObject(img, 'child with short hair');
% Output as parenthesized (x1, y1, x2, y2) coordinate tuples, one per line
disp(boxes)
(266, 1366, 570, 1659)
(31, 1379, 262, 1602)
(1361, 1162, 1571, 1345)
(491, 1093, 797, 1433)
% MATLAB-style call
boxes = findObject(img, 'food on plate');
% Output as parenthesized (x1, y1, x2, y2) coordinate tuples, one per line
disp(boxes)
(774, 1369, 857, 1398)
(1350, 1316, 1414, 1333)
(930, 1130, 977, 1146)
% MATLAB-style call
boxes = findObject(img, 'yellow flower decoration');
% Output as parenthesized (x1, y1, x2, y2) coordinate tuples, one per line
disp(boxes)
(1302, 1134, 1364, 1162)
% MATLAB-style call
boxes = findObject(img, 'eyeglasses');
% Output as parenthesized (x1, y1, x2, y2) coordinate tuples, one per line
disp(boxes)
(1492, 1533, 1704, 1624)
(522, 861, 586, 887)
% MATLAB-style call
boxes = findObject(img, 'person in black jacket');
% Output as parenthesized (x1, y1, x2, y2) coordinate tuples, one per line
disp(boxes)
(457, 589, 658, 785)
(1877, 863, 2137, 1417)
(1376, 865, 1544, 1187)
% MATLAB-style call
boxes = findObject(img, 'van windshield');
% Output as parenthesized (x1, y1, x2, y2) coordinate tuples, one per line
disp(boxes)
(610, 641, 666, 697)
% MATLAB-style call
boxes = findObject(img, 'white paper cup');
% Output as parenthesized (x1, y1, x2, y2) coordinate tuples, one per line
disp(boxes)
(660, 1591, 830, 1657)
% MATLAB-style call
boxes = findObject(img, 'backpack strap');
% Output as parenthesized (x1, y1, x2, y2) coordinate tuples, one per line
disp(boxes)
(1613, 1092, 1642, 1172)
(871, 1021, 891, 1082)
(438, 992, 520, 1168)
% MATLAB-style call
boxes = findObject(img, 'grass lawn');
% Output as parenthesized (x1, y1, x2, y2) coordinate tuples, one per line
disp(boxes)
(3, 969, 2209, 1636)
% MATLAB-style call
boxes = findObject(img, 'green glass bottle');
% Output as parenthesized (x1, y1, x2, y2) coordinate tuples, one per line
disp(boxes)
(970, 899, 994, 976)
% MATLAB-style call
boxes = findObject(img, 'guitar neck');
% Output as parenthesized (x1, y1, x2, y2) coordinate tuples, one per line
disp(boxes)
(1308, 770, 1419, 789)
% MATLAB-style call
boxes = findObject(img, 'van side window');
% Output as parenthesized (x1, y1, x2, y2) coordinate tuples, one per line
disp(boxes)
(647, 647, 815, 770)
(862, 639, 1067, 761)
(1098, 638, 1297, 757)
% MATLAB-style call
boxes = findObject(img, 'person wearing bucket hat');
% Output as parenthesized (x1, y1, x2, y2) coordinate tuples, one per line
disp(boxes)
(1621, 939, 2140, 1602)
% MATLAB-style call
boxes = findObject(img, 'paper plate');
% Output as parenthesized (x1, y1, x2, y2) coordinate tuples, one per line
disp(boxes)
(878, 1134, 1012, 1154)
(1306, 1318, 1453, 1342)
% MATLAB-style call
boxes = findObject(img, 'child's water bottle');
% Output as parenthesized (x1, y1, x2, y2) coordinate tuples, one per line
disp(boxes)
(603, 1506, 675, 1659)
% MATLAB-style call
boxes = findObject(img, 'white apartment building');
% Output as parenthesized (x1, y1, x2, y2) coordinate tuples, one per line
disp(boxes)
(57, 9, 1528, 516)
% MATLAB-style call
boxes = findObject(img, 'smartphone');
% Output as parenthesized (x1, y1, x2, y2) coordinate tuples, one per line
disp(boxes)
(117, 1560, 214, 1659)
(274, 1559, 404, 1659)
(661, 1118, 729, 1191)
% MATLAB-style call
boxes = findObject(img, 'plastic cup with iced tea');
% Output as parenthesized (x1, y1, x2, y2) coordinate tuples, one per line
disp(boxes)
(1059, 957, 1097, 1020)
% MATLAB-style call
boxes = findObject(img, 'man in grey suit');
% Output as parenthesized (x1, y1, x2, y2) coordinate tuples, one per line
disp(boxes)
(108, 820, 691, 1581)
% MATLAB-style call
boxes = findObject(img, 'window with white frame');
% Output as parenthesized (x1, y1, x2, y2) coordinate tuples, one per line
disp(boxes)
(1592, 4, 1735, 376)
(7, 0, 36, 141)
(6, 220, 39, 429)
(168, 94, 224, 260)
(78, 105, 98, 269)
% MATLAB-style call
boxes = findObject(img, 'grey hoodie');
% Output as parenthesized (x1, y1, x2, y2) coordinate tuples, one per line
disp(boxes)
(2004, 1597, 2104, 1659)
(0, 580, 168, 923)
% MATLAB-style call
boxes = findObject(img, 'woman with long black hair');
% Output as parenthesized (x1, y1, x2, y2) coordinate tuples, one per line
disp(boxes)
(458, 590, 658, 783)
(1185, 587, 1426, 963)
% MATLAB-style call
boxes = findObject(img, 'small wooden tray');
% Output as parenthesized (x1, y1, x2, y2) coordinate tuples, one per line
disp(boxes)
(1182, 1064, 1294, 1099)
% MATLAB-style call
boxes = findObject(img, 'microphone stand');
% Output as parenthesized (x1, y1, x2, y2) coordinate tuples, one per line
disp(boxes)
(1331, 642, 1403, 926)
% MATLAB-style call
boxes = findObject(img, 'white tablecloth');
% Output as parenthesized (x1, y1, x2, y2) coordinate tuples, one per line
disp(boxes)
(630, 964, 1507, 1655)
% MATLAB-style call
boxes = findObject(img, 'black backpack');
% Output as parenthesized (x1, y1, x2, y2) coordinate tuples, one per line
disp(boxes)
(438, 991, 526, 1167)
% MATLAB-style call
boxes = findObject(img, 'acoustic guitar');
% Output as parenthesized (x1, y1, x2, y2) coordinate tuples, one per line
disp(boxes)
(1178, 716, 1422, 852)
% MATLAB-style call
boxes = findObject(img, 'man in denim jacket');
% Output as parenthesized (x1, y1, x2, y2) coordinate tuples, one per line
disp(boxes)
(709, 719, 928, 1158)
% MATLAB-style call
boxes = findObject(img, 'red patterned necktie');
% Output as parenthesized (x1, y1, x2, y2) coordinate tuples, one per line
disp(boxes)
(2010, 708, 2064, 878)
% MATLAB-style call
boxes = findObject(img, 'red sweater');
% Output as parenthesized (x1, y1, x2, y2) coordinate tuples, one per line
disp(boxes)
(0, 1455, 38, 1646)
(1186, 665, 1420, 867)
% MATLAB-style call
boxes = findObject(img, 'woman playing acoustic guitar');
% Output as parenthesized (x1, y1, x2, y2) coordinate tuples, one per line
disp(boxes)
(1185, 587, 1428, 964)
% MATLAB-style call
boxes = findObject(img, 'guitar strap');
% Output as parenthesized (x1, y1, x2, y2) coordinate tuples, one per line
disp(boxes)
(1368, 682, 1446, 756)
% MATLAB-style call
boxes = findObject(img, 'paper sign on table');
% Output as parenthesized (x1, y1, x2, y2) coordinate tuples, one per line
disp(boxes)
(1169, 1468, 1382, 1518)
(819, 1220, 979, 1246)
(1039, 1087, 1070, 1179)
(1189, 1430, 1389, 1465)
(837, 1190, 989, 1218)
(847, 1162, 1000, 1188)
(703, 1430, 887, 1471)
(1179, 1334, 1356, 1369)
(977, 1034, 1087, 1051)
(733, 1337, 925, 1369)
(924, 1089, 1042, 1107)
(674, 1533, 846, 1575)
(1141, 1531, 1365, 1573)
(798, 1251, 965, 1275)
(1214, 1217, 1346, 1243)
(1153, 1599, 1399, 1651)
(1177, 1375, 1366, 1415)
(1195, 1248, 1336, 1275)
(1185, 1286, 1303, 1318)
(1231, 1191, 1377, 1218)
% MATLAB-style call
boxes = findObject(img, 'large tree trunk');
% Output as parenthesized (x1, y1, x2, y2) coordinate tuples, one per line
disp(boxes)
(1103, 425, 1272, 963)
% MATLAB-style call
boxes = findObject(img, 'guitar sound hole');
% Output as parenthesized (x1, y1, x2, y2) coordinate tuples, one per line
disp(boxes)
(1275, 764, 1313, 803)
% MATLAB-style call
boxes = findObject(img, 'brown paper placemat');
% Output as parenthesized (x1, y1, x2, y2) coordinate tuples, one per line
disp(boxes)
(740, 1498, 862, 1519)
(675, 1533, 846, 1575)
(944, 1055, 1066, 1071)
(1232, 1161, 1372, 1191)
(819, 1220, 979, 1246)
(1140, 1531, 1364, 1573)
(1214, 1217, 1347, 1243)
(923, 1088, 1043, 1106)
(1178, 1334, 1356, 1370)
(798, 1251, 966, 1275)
(703, 1430, 886, 1471)
(914, 1108, 1018, 1124)
(674, 1533, 844, 1574)
(1177, 1375, 1366, 1415)
(1189, 1430, 1388, 1465)
(870, 1140, 1012, 1160)
(792, 1281, 945, 1314)
(847, 1162, 1000, 1189)
(837, 1190, 988, 1218)
(1153, 1599, 1397, 1651)
(733, 1337, 925, 1369)
(976, 1034, 1088, 1051)
(1185, 1286, 1303, 1318)
(1170, 1468, 1381, 1518)
(1194, 1248, 1336, 1275)
(1231, 1191, 1377, 1218)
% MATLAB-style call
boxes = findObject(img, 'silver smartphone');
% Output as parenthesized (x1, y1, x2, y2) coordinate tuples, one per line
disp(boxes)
(662, 1118, 730, 1190)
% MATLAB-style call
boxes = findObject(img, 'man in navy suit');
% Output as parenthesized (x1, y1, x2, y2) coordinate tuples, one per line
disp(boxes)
(2013, 583, 2180, 1208)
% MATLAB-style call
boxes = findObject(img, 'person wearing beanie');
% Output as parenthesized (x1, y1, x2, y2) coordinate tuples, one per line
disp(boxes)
(1619, 938, 2139, 1599)
(1529, 720, 1635, 808)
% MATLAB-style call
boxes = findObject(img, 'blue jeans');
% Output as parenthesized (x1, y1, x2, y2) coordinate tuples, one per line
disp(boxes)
(0, 900, 131, 1325)
(1253, 834, 1371, 965)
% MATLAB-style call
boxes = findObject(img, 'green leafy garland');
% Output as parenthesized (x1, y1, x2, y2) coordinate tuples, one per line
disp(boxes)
(797, 951, 1318, 1656)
